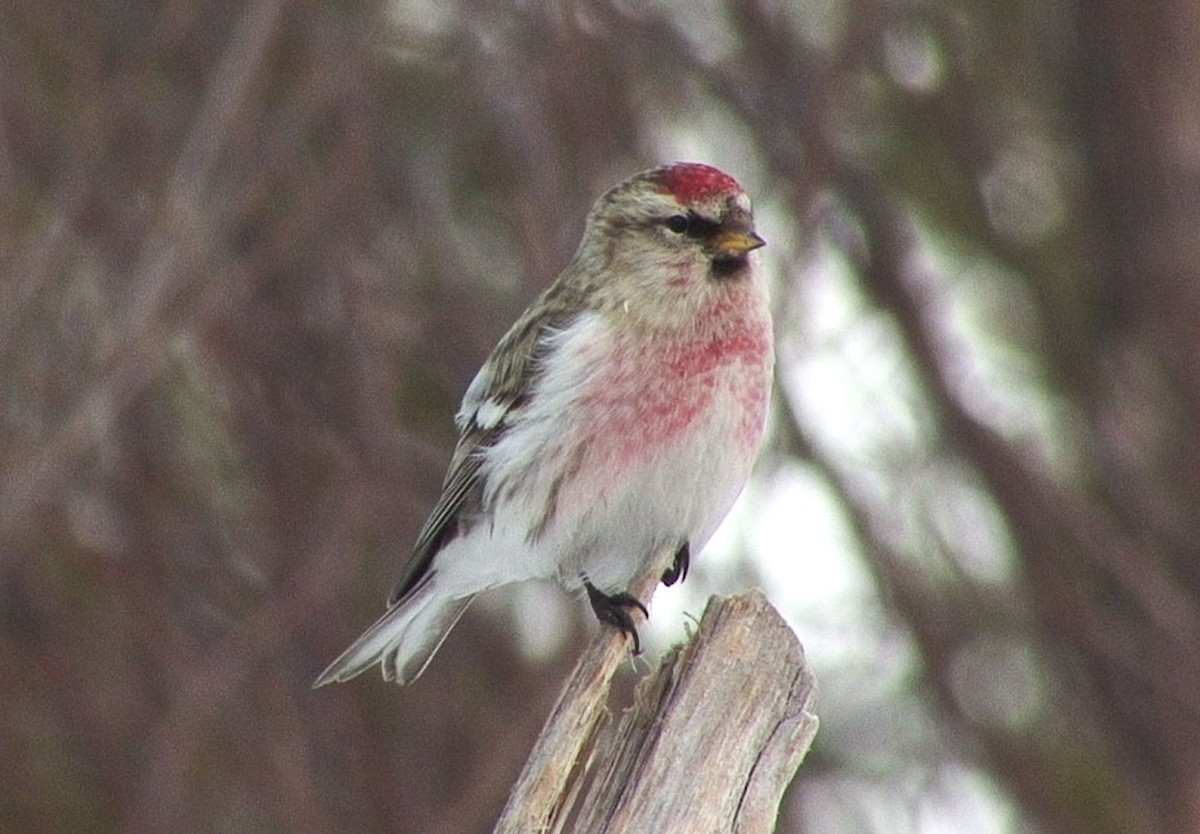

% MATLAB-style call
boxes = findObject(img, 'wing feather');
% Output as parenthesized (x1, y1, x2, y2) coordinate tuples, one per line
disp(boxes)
(386, 295, 583, 605)
(387, 449, 485, 604)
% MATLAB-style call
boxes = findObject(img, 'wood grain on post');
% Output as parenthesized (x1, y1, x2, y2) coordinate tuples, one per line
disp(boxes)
(493, 553, 673, 834)
(494, 565, 817, 834)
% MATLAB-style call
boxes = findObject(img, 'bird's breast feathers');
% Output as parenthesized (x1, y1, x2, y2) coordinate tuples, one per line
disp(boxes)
(478, 291, 772, 550)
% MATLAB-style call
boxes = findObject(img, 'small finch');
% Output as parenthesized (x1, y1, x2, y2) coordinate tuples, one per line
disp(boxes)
(314, 162, 773, 686)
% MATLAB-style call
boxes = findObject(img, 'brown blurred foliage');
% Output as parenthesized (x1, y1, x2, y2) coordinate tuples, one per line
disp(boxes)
(1, 0, 1198, 833)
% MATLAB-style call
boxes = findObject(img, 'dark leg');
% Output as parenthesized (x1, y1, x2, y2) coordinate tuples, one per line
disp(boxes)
(585, 581, 648, 654)
(661, 540, 691, 587)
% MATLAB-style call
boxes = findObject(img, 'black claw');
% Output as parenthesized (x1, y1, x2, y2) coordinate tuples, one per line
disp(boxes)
(585, 582, 648, 654)
(661, 541, 691, 587)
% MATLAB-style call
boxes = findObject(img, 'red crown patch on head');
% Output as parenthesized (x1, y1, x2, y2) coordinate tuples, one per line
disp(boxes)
(657, 163, 742, 205)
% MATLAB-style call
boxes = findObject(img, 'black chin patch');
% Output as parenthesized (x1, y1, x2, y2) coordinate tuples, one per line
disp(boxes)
(711, 254, 749, 279)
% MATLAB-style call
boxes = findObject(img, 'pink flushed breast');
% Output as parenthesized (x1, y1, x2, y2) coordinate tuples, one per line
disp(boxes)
(576, 314, 772, 475)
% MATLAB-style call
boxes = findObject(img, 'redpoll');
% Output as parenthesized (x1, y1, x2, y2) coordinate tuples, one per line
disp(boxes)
(314, 162, 773, 686)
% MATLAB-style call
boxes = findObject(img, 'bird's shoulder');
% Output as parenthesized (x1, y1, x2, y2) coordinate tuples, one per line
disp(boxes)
(456, 278, 597, 436)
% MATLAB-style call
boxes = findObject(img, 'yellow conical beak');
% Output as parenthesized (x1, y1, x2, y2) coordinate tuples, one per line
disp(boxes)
(711, 230, 766, 258)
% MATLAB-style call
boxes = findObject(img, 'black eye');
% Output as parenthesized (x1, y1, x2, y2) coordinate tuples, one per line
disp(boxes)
(664, 214, 690, 234)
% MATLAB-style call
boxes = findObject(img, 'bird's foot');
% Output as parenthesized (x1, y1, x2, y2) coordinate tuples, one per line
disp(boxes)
(661, 541, 690, 587)
(585, 582, 648, 655)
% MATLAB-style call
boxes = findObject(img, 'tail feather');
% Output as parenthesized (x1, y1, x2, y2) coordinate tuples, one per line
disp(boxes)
(313, 585, 475, 687)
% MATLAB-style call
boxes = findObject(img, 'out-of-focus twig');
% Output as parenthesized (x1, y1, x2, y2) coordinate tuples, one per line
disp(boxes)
(0, 0, 290, 544)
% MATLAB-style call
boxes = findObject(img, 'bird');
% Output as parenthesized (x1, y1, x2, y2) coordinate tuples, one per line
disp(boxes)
(314, 162, 773, 687)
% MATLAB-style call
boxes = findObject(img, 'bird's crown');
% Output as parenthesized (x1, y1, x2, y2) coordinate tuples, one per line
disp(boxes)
(652, 162, 744, 205)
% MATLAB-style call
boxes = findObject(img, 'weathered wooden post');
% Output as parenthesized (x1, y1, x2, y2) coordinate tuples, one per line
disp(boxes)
(494, 553, 817, 834)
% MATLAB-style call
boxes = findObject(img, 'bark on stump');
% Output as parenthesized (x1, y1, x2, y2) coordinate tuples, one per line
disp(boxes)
(494, 581, 817, 834)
